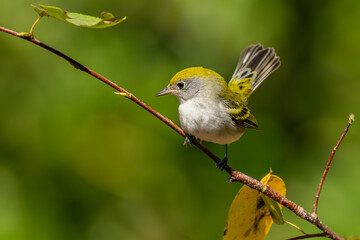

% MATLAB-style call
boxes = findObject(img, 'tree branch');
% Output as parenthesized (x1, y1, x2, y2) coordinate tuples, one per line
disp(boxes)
(312, 114, 355, 217)
(0, 25, 349, 240)
(287, 233, 327, 240)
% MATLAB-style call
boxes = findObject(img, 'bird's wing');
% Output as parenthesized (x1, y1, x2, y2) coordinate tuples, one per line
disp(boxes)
(228, 44, 280, 103)
(223, 98, 259, 129)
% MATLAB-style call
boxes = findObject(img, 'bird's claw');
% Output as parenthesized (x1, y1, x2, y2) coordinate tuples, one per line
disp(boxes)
(216, 157, 228, 171)
(184, 133, 198, 147)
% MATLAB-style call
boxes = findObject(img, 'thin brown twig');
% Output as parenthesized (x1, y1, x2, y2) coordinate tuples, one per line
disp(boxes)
(312, 114, 355, 217)
(287, 233, 327, 240)
(0, 25, 347, 240)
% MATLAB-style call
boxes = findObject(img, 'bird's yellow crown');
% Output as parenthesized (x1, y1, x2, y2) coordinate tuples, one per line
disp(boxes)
(169, 67, 223, 85)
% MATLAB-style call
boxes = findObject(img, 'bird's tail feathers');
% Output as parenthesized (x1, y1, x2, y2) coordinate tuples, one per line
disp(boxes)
(229, 44, 281, 93)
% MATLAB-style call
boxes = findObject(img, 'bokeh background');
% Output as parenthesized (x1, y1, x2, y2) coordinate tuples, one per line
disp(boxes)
(0, 0, 359, 239)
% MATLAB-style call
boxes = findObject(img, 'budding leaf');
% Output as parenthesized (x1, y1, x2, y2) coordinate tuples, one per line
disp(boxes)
(101, 12, 115, 20)
(31, 4, 126, 28)
(31, 4, 46, 16)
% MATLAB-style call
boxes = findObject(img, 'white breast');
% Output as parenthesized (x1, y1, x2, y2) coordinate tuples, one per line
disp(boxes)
(178, 98, 244, 144)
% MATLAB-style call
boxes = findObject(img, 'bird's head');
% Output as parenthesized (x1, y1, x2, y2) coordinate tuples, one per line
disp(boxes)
(156, 67, 227, 103)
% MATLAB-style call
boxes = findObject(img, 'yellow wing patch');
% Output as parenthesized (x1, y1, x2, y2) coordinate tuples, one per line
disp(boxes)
(228, 77, 254, 102)
(226, 103, 258, 129)
(227, 105, 251, 120)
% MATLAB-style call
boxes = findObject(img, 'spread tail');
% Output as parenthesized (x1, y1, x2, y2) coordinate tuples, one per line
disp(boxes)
(229, 44, 281, 95)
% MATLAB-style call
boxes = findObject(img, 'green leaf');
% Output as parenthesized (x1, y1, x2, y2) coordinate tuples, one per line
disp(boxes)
(31, 4, 126, 28)
(259, 173, 286, 225)
(39, 5, 67, 21)
(65, 12, 103, 27)
(260, 194, 284, 225)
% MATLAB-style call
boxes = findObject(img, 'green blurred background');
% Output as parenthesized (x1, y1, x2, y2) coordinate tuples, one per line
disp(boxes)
(0, 0, 359, 239)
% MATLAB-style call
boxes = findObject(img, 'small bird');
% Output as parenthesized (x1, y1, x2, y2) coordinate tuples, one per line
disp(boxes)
(156, 44, 280, 170)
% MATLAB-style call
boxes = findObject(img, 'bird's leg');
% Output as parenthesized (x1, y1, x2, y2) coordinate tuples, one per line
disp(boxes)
(184, 133, 198, 147)
(216, 144, 228, 170)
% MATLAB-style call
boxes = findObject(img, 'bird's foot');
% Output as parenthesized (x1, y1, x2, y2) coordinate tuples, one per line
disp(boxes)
(184, 133, 198, 147)
(216, 156, 228, 171)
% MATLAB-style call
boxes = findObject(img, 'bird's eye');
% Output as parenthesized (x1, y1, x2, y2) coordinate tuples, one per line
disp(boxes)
(177, 81, 185, 89)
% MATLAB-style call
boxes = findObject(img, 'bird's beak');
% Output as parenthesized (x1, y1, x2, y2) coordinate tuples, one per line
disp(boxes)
(156, 86, 176, 96)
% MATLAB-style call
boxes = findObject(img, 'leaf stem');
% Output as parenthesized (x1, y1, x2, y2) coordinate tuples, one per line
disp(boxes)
(29, 16, 42, 38)
(284, 221, 306, 235)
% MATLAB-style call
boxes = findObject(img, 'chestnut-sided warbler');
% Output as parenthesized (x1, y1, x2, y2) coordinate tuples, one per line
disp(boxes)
(156, 44, 280, 169)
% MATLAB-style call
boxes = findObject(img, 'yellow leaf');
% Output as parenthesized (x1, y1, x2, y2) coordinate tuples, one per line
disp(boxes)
(223, 173, 286, 240)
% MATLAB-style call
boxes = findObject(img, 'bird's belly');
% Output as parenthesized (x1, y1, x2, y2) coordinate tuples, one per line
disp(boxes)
(195, 127, 244, 144)
(178, 100, 244, 144)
